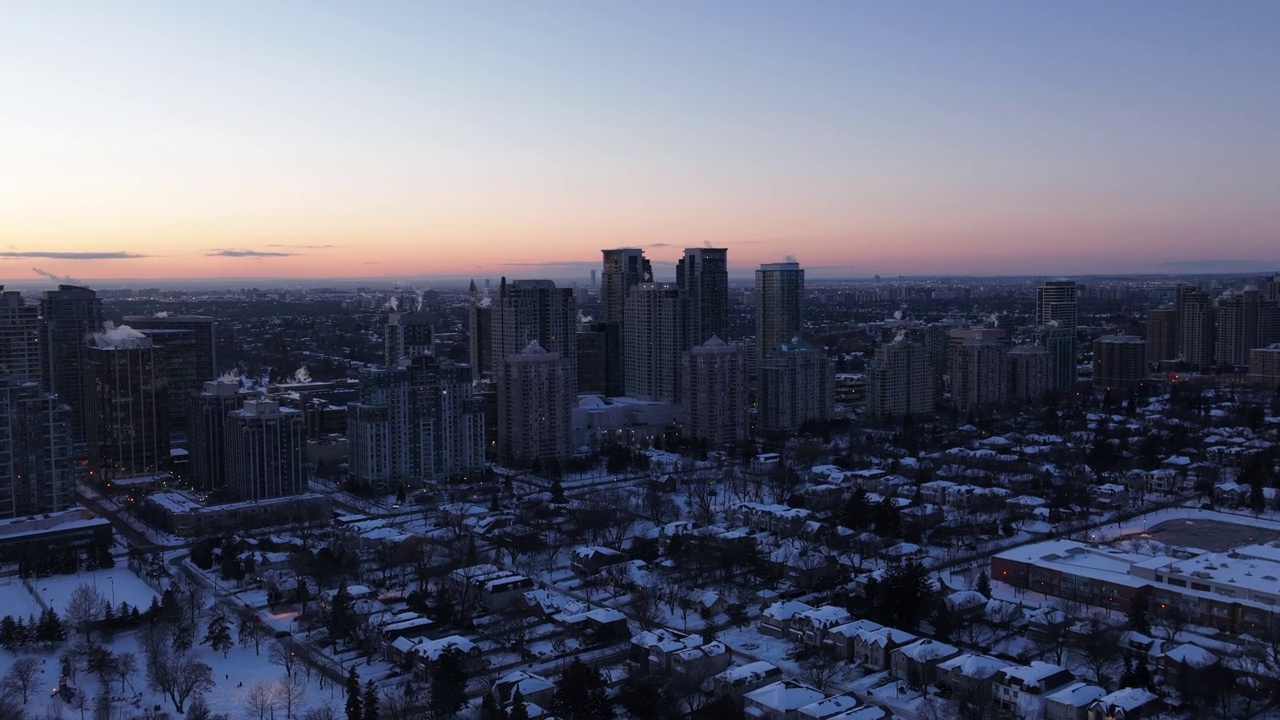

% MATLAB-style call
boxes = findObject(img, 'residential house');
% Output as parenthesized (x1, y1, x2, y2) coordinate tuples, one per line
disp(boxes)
(1044, 683, 1105, 720)
(743, 680, 827, 720)
(491, 671, 556, 710)
(571, 546, 626, 575)
(631, 629, 704, 675)
(790, 605, 853, 648)
(1087, 689, 1160, 720)
(852, 627, 918, 671)
(796, 695, 860, 720)
(936, 653, 1009, 700)
(991, 662, 1075, 720)
(823, 619, 884, 661)
(713, 662, 784, 706)
(760, 600, 814, 638)
(890, 639, 960, 687)
(673, 641, 732, 683)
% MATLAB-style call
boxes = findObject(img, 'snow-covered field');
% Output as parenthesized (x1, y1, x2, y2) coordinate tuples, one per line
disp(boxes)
(0, 578, 45, 620)
(35, 568, 159, 615)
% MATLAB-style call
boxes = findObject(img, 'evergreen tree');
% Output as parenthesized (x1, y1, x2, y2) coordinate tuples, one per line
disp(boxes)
(1127, 594, 1151, 635)
(975, 570, 992, 598)
(840, 489, 871, 531)
(37, 607, 66, 644)
(345, 666, 362, 720)
(428, 645, 469, 719)
(550, 657, 613, 720)
(0, 615, 17, 651)
(203, 611, 234, 657)
(362, 679, 379, 720)
(509, 689, 530, 720)
(328, 586, 357, 646)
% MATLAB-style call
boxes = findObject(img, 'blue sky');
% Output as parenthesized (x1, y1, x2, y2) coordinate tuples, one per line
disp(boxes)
(2, 2, 1278, 281)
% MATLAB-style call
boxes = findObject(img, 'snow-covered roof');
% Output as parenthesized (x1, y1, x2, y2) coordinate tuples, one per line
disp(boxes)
(744, 681, 826, 712)
(1045, 682, 1105, 709)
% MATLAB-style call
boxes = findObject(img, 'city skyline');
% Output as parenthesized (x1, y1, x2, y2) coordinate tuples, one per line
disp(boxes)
(4, 2, 1280, 282)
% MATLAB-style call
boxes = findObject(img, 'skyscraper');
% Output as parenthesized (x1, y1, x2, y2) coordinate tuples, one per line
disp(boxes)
(0, 288, 41, 384)
(1007, 345, 1052, 404)
(682, 337, 748, 447)
(1176, 284, 1215, 368)
(189, 380, 260, 492)
(469, 280, 493, 379)
(1093, 335, 1147, 389)
(125, 315, 216, 435)
(347, 355, 484, 491)
(385, 312, 434, 365)
(1145, 307, 1179, 368)
(623, 283, 682, 402)
(601, 249, 652, 325)
(755, 262, 805, 358)
(0, 376, 74, 519)
(84, 326, 169, 481)
(867, 341, 935, 421)
(498, 341, 573, 468)
(948, 329, 1009, 412)
(1215, 289, 1278, 368)
(224, 399, 306, 502)
(490, 279, 577, 379)
(577, 321, 623, 397)
(1036, 280, 1078, 391)
(677, 248, 729, 350)
(758, 341, 833, 434)
(39, 285, 103, 446)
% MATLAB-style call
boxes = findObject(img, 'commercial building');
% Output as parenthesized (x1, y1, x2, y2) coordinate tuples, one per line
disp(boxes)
(1176, 285, 1215, 368)
(578, 321, 623, 398)
(1145, 307, 1179, 368)
(1248, 345, 1280, 390)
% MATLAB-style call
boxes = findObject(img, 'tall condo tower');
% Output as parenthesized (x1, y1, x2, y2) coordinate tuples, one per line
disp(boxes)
(755, 262, 805, 359)
(601, 249, 652, 325)
(39, 285, 104, 446)
(677, 248, 729, 350)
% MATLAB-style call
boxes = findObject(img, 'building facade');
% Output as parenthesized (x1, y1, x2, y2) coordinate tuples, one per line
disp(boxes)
(498, 341, 573, 468)
(758, 341, 833, 434)
(39, 285, 104, 446)
(125, 315, 216, 435)
(949, 329, 1009, 412)
(0, 288, 41, 385)
(0, 377, 74, 519)
(224, 399, 306, 501)
(867, 341, 936, 421)
(1092, 335, 1147, 389)
(681, 337, 748, 447)
(189, 380, 260, 492)
(677, 248, 729, 350)
(601, 249, 652, 325)
(385, 311, 434, 366)
(84, 331, 169, 481)
(623, 283, 682, 402)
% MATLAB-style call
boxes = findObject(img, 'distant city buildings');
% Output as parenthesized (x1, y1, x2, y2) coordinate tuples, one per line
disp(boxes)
(758, 341, 833, 434)
(125, 314, 216, 435)
(384, 311, 435, 365)
(623, 283, 682, 402)
(498, 341, 573, 468)
(948, 328, 1008, 412)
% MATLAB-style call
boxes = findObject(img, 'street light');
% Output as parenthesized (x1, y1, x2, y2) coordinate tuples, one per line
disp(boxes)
(109, 577, 115, 605)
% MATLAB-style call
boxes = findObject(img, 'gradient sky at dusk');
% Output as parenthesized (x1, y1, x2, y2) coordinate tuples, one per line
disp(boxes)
(3, 1, 1279, 283)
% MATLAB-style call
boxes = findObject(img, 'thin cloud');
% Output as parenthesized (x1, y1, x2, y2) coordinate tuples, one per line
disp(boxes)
(208, 249, 296, 258)
(266, 244, 335, 249)
(0, 251, 147, 260)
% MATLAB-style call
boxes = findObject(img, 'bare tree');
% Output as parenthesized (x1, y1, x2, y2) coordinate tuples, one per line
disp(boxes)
(239, 616, 267, 656)
(302, 706, 340, 720)
(275, 673, 307, 720)
(64, 584, 108, 639)
(243, 680, 276, 720)
(1074, 614, 1123, 686)
(1152, 605, 1191, 642)
(3, 657, 40, 704)
(112, 652, 138, 694)
(143, 639, 215, 714)
(797, 646, 846, 692)
(182, 580, 209, 630)
(269, 640, 298, 677)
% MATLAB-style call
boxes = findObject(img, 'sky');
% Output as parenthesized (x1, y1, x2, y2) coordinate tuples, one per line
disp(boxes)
(2, 1, 1279, 284)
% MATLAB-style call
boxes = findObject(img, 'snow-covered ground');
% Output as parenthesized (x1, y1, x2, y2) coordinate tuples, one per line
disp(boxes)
(0, 578, 43, 620)
(34, 568, 159, 615)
